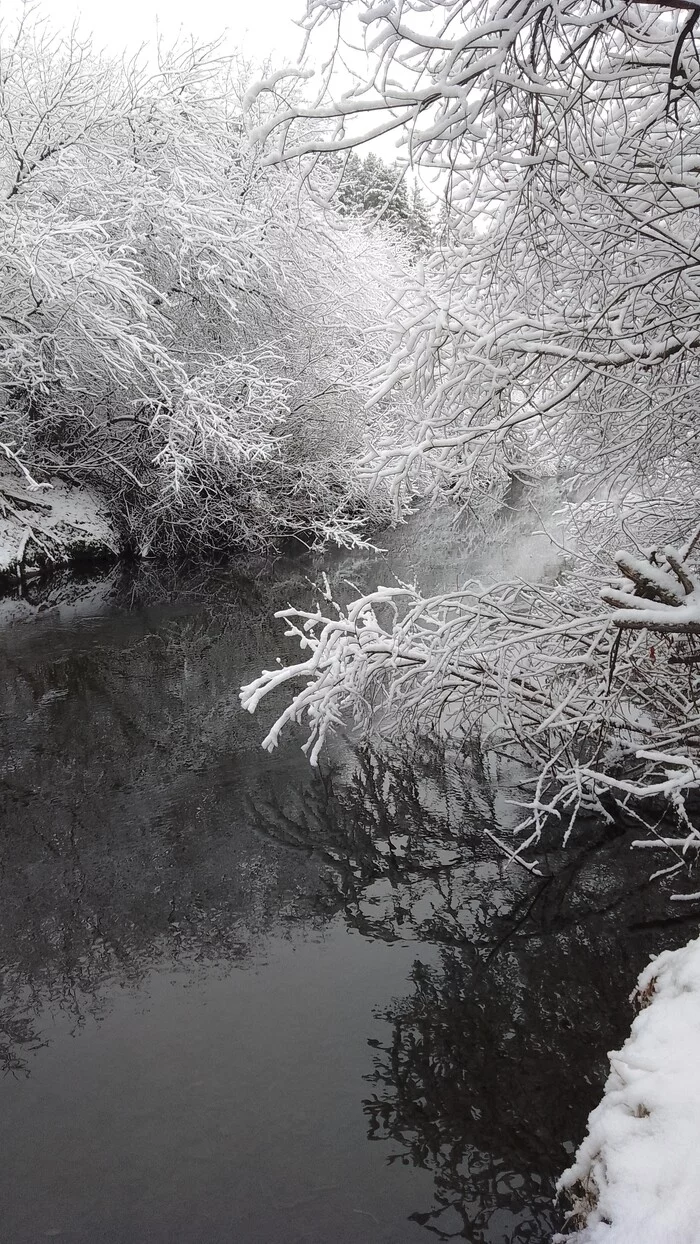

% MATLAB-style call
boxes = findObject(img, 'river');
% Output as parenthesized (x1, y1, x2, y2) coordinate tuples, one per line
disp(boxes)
(0, 509, 694, 1243)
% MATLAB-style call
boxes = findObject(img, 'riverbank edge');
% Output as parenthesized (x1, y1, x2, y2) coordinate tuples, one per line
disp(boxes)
(0, 471, 121, 590)
(554, 932, 700, 1243)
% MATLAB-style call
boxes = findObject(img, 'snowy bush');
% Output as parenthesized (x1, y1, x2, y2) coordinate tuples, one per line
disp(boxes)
(0, 16, 408, 555)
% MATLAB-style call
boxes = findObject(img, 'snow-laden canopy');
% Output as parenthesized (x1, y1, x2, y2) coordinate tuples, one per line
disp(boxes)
(0, 18, 412, 559)
(250, 1, 700, 513)
(243, 1, 700, 880)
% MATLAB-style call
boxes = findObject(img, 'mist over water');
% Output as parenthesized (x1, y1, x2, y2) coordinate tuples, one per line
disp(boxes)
(0, 509, 693, 1243)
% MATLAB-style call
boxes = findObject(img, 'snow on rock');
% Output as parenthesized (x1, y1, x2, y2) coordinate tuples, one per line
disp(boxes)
(556, 934, 700, 1244)
(0, 471, 119, 584)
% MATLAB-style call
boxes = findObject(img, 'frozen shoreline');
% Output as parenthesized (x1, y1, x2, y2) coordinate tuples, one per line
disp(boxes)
(556, 934, 700, 1244)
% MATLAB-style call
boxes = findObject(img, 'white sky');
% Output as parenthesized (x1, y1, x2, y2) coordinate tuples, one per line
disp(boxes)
(7, 0, 309, 64)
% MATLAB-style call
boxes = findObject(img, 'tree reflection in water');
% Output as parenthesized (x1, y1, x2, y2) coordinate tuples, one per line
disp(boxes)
(0, 565, 335, 1076)
(1, 567, 698, 1239)
(254, 740, 700, 1241)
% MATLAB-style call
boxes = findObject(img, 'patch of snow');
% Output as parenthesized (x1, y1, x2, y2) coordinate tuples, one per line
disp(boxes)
(556, 934, 700, 1244)
(0, 470, 119, 581)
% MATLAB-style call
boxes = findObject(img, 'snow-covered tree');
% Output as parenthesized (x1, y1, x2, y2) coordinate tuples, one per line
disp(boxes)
(405, 184, 434, 254)
(337, 150, 434, 251)
(0, 16, 409, 559)
(337, 152, 410, 226)
(242, 0, 700, 884)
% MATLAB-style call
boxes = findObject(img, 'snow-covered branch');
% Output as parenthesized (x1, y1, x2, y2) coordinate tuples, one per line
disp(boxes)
(602, 545, 700, 635)
(242, 501, 700, 882)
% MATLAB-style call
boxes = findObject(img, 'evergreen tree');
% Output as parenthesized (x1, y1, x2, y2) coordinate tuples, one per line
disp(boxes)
(338, 152, 410, 228)
(406, 184, 433, 254)
(338, 152, 433, 252)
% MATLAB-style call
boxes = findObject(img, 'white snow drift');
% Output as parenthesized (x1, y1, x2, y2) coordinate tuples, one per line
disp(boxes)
(556, 934, 700, 1244)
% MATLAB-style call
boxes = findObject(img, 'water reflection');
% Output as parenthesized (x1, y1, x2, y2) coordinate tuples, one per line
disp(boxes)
(0, 561, 336, 1078)
(0, 559, 697, 1241)
(363, 939, 605, 1242)
(252, 741, 698, 1240)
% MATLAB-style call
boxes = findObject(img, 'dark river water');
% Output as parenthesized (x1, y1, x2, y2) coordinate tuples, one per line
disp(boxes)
(0, 514, 696, 1243)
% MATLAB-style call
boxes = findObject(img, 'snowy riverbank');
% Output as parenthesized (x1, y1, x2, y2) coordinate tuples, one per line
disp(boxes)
(0, 471, 119, 586)
(556, 933, 700, 1244)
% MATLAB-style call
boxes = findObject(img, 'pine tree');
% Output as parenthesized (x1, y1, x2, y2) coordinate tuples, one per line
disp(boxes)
(338, 152, 410, 229)
(406, 185, 433, 254)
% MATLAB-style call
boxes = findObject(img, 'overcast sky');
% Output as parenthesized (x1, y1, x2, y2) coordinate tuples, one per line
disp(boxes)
(7, 0, 309, 64)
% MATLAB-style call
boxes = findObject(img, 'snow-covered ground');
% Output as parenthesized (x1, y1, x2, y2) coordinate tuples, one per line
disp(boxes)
(0, 471, 119, 583)
(556, 934, 700, 1244)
